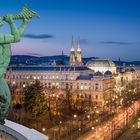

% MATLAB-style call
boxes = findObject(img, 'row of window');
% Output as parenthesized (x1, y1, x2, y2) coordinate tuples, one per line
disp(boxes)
(76, 94, 102, 100)
(10, 81, 104, 91)
(6, 74, 75, 80)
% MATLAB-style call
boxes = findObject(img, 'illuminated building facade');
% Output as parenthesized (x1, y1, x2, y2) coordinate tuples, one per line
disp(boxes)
(86, 59, 116, 74)
(6, 65, 115, 106)
(6, 40, 138, 107)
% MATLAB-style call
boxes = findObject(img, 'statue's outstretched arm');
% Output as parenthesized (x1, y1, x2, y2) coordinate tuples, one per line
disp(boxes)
(1, 14, 20, 43)
(18, 18, 30, 37)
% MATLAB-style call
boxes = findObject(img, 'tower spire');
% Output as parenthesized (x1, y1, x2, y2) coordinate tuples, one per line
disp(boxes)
(70, 35, 75, 52)
(76, 36, 83, 65)
(69, 36, 76, 65)
(77, 36, 81, 52)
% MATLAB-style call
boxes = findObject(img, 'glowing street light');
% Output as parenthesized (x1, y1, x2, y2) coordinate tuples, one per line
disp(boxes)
(91, 127, 95, 130)
(23, 84, 26, 88)
(96, 119, 98, 122)
(87, 115, 90, 119)
(12, 81, 16, 85)
(42, 128, 46, 132)
(73, 114, 77, 118)
(96, 110, 99, 114)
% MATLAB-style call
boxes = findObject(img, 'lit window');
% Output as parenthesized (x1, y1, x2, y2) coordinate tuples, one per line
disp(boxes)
(81, 85, 84, 90)
(85, 86, 88, 90)
(23, 84, 26, 88)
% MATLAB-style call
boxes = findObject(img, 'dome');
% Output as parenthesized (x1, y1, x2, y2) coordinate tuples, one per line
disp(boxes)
(86, 59, 115, 67)
(86, 59, 116, 74)
(94, 71, 103, 77)
(104, 70, 112, 76)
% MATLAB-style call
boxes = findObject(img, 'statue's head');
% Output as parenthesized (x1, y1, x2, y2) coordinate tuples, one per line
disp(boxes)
(0, 17, 4, 27)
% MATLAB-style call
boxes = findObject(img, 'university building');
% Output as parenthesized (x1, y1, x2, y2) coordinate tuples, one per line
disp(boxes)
(5, 37, 136, 106)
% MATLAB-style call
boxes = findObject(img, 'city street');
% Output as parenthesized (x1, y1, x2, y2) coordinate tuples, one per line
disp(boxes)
(118, 116, 140, 140)
(77, 100, 140, 140)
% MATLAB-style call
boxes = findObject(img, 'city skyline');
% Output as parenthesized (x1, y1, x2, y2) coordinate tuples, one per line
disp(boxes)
(0, 0, 140, 61)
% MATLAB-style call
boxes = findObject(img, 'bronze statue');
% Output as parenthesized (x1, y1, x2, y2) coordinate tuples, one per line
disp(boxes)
(0, 5, 39, 125)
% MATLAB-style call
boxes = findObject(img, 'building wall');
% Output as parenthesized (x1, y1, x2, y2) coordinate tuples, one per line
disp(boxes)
(114, 71, 136, 93)
(134, 69, 140, 93)
(6, 67, 115, 106)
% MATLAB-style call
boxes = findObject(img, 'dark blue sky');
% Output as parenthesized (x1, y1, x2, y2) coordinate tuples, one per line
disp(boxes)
(0, 0, 140, 61)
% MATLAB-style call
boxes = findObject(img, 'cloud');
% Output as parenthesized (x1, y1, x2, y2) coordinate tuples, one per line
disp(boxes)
(100, 41, 134, 45)
(27, 53, 42, 56)
(80, 39, 89, 45)
(23, 34, 54, 39)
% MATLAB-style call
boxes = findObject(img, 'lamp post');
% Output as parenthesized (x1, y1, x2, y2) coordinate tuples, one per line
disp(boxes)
(53, 127, 56, 140)
(58, 121, 62, 140)
(138, 118, 140, 129)
(78, 121, 81, 136)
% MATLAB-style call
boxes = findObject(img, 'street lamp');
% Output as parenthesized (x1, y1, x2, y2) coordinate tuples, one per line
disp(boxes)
(12, 81, 16, 85)
(23, 84, 26, 88)
(91, 126, 95, 130)
(73, 114, 77, 118)
(58, 121, 62, 139)
(87, 115, 90, 119)
(138, 118, 140, 129)
(42, 128, 46, 132)
(96, 119, 99, 123)
(96, 110, 99, 114)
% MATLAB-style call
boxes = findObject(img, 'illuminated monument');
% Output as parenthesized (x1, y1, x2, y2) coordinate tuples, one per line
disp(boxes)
(70, 36, 83, 66)
(0, 4, 39, 125)
(0, 4, 48, 140)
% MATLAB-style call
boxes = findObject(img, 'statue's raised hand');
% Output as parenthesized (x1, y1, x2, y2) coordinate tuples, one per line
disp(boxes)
(23, 17, 31, 23)
(3, 14, 13, 23)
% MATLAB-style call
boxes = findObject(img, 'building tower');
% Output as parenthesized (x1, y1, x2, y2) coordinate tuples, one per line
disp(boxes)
(76, 36, 83, 65)
(70, 36, 76, 65)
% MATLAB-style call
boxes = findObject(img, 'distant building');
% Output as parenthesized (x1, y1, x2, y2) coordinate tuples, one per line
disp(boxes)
(114, 66, 137, 94)
(7, 37, 139, 107)
(69, 36, 76, 66)
(86, 59, 116, 74)
(6, 65, 115, 106)
(76, 37, 83, 65)
(69, 36, 83, 66)
(133, 68, 140, 93)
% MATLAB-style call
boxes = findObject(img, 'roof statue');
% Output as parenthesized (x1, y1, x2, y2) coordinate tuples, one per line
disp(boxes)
(0, 4, 39, 125)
